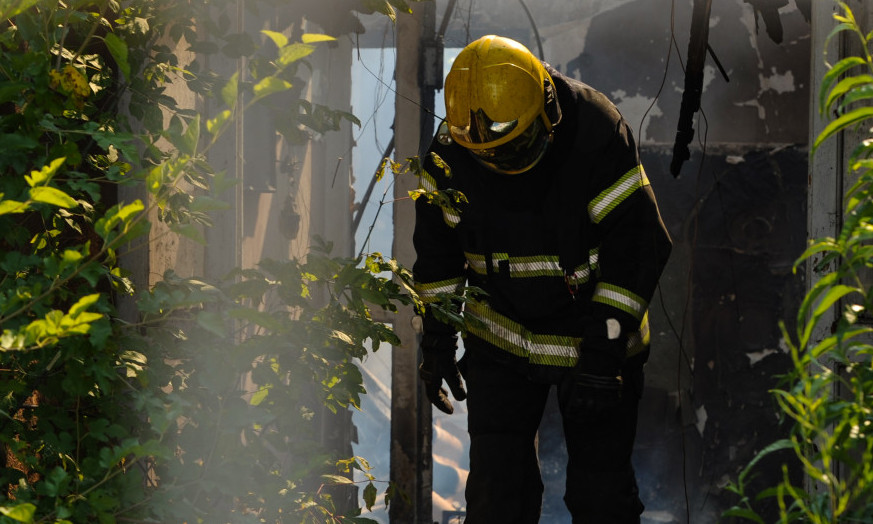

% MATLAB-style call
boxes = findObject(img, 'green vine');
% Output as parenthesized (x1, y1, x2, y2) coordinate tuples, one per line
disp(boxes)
(725, 3, 873, 522)
(0, 0, 423, 522)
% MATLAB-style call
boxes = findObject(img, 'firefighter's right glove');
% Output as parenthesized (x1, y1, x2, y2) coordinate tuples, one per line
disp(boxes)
(560, 318, 626, 417)
(418, 335, 466, 415)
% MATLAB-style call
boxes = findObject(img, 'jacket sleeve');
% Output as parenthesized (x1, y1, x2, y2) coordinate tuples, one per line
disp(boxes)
(585, 119, 672, 335)
(412, 144, 468, 339)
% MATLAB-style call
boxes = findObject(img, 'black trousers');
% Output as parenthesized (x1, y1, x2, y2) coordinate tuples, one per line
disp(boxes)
(461, 347, 645, 524)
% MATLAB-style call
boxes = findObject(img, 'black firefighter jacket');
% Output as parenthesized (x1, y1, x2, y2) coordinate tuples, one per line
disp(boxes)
(412, 68, 673, 383)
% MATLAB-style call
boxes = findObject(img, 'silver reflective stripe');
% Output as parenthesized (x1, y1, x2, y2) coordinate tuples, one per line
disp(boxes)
(465, 300, 650, 365)
(443, 208, 460, 227)
(419, 171, 461, 228)
(588, 165, 650, 224)
(419, 171, 437, 192)
(592, 283, 647, 321)
(465, 252, 488, 275)
(415, 277, 465, 304)
(509, 256, 561, 277)
(464, 250, 598, 285)
(464, 300, 582, 367)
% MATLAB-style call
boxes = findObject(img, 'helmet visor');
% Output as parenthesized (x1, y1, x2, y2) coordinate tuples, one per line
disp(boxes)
(450, 108, 519, 147)
(468, 117, 551, 174)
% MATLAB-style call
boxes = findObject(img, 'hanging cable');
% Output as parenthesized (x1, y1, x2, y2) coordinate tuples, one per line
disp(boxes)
(518, 0, 544, 61)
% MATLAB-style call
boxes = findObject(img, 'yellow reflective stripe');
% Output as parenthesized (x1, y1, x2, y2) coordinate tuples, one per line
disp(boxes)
(415, 277, 465, 304)
(464, 300, 582, 367)
(463, 251, 596, 285)
(443, 208, 460, 227)
(592, 283, 647, 321)
(625, 311, 649, 357)
(464, 301, 529, 357)
(419, 171, 437, 192)
(566, 248, 599, 286)
(588, 165, 650, 224)
(465, 301, 650, 365)
(465, 252, 488, 275)
(419, 172, 460, 228)
(492, 252, 508, 271)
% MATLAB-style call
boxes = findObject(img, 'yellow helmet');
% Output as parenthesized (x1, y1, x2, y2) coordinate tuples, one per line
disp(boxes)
(444, 35, 561, 174)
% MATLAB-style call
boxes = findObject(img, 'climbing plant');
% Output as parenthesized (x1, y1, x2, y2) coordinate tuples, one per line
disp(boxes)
(0, 0, 422, 522)
(724, 2, 873, 522)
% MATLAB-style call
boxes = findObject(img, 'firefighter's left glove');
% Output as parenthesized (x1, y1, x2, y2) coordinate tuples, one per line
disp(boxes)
(418, 334, 466, 415)
(560, 318, 625, 417)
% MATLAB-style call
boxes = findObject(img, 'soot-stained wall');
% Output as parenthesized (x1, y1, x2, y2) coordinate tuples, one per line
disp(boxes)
(538, 145, 807, 523)
(525, 0, 811, 521)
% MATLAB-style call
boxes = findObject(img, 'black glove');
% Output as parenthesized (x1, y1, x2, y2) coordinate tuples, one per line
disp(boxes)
(561, 318, 626, 416)
(418, 335, 466, 415)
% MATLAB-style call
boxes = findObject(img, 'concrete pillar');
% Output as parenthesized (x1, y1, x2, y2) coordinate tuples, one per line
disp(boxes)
(806, 0, 870, 496)
(391, 4, 435, 523)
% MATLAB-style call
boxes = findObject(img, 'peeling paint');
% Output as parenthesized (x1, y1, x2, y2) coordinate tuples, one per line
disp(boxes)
(542, 18, 593, 81)
(735, 98, 766, 120)
(738, 2, 765, 69)
(746, 348, 778, 366)
(695, 405, 708, 437)
(759, 68, 796, 94)
(610, 89, 662, 142)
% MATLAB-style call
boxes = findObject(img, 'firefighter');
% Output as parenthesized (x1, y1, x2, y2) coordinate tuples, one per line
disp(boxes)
(413, 35, 672, 523)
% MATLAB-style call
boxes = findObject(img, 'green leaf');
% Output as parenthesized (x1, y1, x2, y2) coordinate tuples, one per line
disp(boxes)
(321, 474, 354, 485)
(278, 43, 316, 68)
(0, 0, 38, 20)
(181, 115, 201, 155)
(0, 502, 36, 522)
(196, 310, 227, 337)
(222, 32, 256, 58)
(819, 56, 866, 113)
(250, 387, 270, 406)
(252, 77, 293, 103)
(720, 507, 765, 524)
(69, 294, 100, 318)
(29, 186, 78, 208)
(206, 109, 232, 135)
(825, 74, 873, 114)
(95, 200, 145, 240)
(187, 40, 220, 55)
(221, 72, 239, 109)
(228, 308, 283, 332)
(104, 32, 131, 81)
(170, 223, 206, 245)
(261, 29, 288, 49)
(331, 330, 354, 345)
(813, 284, 857, 319)
(363, 481, 378, 511)
(0, 199, 28, 215)
(813, 106, 873, 154)
(301, 33, 336, 44)
(25, 157, 66, 187)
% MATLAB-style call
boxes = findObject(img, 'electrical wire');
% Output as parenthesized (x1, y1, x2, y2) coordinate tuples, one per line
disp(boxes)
(635, 0, 706, 521)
